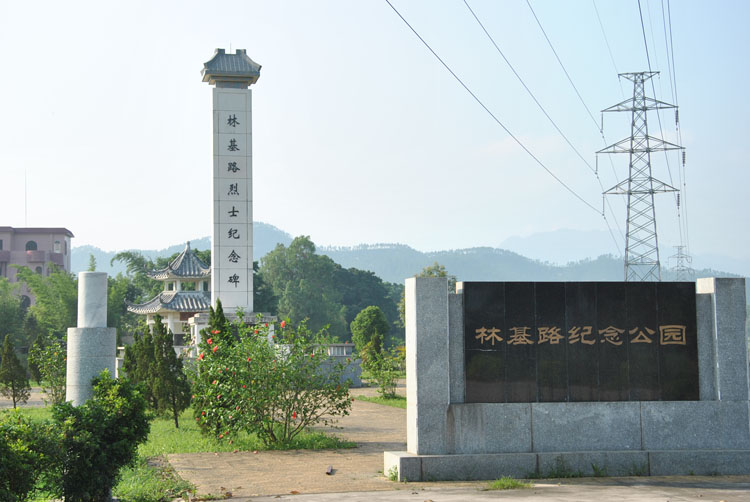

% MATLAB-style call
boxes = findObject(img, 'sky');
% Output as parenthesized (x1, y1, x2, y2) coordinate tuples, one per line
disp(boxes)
(0, 0, 748, 263)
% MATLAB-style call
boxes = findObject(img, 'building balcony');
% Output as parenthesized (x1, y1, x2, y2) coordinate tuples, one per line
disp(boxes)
(49, 252, 65, 268)
(0, 250, 9, 262)
(26, 250, 46, 263)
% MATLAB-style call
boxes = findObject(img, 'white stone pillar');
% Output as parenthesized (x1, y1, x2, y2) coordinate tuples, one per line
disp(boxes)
(203, 48, 260, 317)
(66, 272, 117, 406)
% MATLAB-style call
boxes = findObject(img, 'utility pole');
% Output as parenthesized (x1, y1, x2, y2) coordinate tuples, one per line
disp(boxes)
(599, 71, 684, 282)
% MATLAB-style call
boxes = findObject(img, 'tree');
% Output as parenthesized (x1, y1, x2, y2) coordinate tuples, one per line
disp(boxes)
(191, 315, 352, 446)
(51, 370, 150, 502)
(397, 262, 457, 327)
(14, 266, 77, 339)
(28, 332, 66, 405)
(0, 336, 31, 408)
(0, 278, 24, 349)
(87, 254, 97, 272)
(122, 323, 157, 409)
(350, 306, 390, 356)
(260, 237, 347, 339)
(334, 267, 398, 343)
(151, 315, 191, 428)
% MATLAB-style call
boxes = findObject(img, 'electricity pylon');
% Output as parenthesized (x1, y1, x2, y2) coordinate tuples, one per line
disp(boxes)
(668, 245, 695, 282)
(599, 71, 684, 282)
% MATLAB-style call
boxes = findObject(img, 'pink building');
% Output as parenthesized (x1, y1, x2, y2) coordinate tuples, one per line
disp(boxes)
(0, 226, 74, 306)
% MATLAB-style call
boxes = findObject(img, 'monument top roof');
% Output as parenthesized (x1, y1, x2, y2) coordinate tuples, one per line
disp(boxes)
(147, 242, 210, 280)
(202, 48, 261, 87)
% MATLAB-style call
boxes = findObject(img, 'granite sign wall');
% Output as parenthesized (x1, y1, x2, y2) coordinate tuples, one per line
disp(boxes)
(463, 282, 698, 403)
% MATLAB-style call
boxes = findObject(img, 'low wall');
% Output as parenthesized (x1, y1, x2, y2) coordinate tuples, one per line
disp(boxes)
(384, 277, 750, 480)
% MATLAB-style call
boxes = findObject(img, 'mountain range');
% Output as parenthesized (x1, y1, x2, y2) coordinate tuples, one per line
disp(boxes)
(72, 222, 749, 289)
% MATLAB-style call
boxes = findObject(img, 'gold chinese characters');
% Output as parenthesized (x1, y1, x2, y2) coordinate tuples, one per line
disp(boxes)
(474, 325, 687, 346)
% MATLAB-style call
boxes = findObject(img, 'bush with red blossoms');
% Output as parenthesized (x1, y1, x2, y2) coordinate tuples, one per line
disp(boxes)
(190, 302, 353, 445)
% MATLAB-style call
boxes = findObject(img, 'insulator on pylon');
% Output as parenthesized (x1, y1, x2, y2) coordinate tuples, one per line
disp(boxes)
(682, 151, 686, 166)
(675, 109, 679, 125)
(677, 193, 680, 207)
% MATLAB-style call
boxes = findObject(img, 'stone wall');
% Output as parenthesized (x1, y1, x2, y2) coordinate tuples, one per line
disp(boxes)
(385, 277, 750, 480)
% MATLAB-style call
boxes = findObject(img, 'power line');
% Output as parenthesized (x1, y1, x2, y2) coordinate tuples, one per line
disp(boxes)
(592, 0, 625, 98)
(526, 0, 601, 132)
(462, 0, 622, 254)
(383, 0, 601, 215)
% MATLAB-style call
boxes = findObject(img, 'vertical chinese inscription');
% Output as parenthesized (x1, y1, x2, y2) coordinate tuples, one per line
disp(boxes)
(212, 87, 253, 313)
(463, 282, 698, 403)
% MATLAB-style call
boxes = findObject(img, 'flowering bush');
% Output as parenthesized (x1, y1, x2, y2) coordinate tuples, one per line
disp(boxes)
(191, 303, 352, 446)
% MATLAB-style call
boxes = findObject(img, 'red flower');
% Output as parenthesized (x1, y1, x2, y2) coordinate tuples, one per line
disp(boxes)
(201, 411, 206, 416)
(212, 346, 218, 353)
(254, 329, 259, 334)
(219, 434, 224, 439)
(217, 394, 222, 399)
(310, 353, 314, 358)
(280, 320, 286, 328)
(236, 406, 240, 411)
(199, 353, 205, 360)
(211, 329, 220, 335)
(207, 338, 213, 345)
(264, 323, 268, 328)
(272, 335, 275, 339)
(228, 415, 233, 420)
(242, 384, 246, 388)
(212, 380, 218, 385)
(292, 411, 297, 419)
(247, 357, 252, 362)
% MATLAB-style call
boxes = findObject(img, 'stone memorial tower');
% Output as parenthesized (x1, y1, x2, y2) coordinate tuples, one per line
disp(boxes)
(202, 49, 261, 315)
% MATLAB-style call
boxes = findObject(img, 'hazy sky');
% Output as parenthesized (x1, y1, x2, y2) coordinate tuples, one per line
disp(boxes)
(0, 0, 747, 261)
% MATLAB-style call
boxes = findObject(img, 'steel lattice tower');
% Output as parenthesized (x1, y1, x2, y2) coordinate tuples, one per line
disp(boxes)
(668, 245, 695, 282)
(599, 71, 684, 282)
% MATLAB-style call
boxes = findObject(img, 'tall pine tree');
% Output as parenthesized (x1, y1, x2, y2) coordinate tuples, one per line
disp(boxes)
(0, 335, 31, 408)
(123, 323, 157, 409)
(151, 317, 191, 428)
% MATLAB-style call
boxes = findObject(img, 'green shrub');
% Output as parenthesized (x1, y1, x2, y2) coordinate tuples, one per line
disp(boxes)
(0, 410, 59, 502)
(191, 305, 353, 446)
(50, 370, 151, 502)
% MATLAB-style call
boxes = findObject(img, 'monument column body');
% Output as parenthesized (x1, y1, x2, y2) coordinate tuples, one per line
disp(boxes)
(202, 49, 261, 315)
(66, 272, 116, 405)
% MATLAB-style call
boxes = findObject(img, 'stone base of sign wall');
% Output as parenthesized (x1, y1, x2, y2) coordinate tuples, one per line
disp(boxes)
(385, 449, 750, 481)
(385, 277, 750, 481)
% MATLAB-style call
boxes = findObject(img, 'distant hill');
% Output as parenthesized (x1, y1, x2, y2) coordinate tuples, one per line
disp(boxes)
(72, 223, 748, 298)
(72, 222, 292, 275)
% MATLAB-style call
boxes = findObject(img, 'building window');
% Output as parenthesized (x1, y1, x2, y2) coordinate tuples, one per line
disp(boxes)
(54, 240, 61, 253)
(203, 281, 209, 291)
(0, 239, 3, 250)
(35, 266, 43, 274)
(26, 241, 38, 251)
(64, 241, 67, 255)
(167, 282, 174, 291)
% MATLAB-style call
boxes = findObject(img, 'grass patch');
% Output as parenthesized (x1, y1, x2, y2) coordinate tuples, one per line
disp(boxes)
(355, 394, 406, 409)
(113, 455, 194, 502)
(488, 476, 533, 490)
(141, 409, 354, 456)
(7, 406, 52, 421)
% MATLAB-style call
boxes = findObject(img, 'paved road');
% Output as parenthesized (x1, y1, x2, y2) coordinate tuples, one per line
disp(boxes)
(168, 386, 750, 500)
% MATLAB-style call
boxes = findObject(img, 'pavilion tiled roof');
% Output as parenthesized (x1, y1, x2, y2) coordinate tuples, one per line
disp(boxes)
(147, 242, 210, 280)
(127, 290, 212, 315)
(202, 48, 261, 85)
